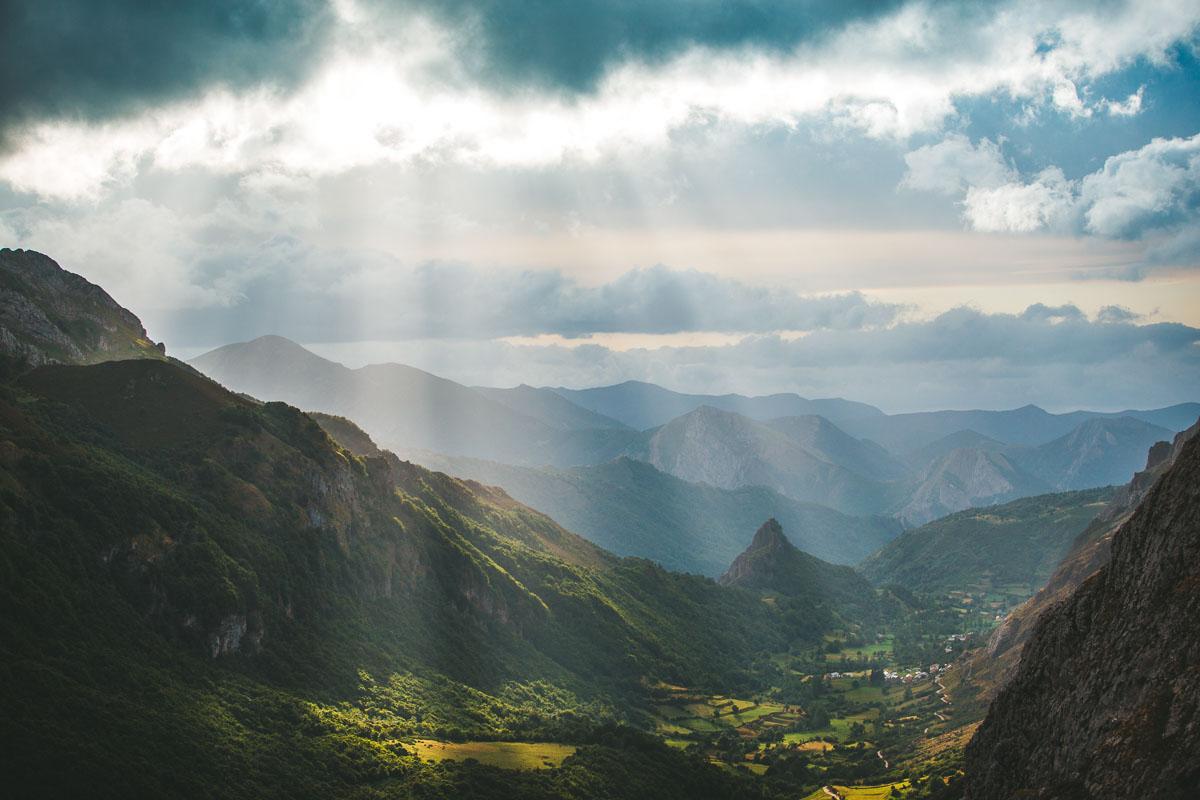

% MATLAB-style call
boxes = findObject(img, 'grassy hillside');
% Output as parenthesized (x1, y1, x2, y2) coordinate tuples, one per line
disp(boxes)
(859, 488, 1113, 595)
(0, 357, 858, 797)
(410, 452, 902, 574)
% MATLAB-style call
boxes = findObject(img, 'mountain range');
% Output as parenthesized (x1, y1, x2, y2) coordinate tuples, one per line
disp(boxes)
(403, 450, 902, 575)
(191, 334, 1191, 534)
(191, 334, 641, 467)
(550, 380, 885, 431)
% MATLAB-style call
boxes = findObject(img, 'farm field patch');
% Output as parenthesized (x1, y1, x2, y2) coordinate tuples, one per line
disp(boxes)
(409, 740, 575, 770)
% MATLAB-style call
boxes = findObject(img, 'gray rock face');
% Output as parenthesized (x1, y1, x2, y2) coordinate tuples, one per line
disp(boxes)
(964, 428, 1200, 799)
(718, 518, 789, 586)
(895, 447, 1049, 526)
(0, 248, 164, 366)
(634, 405, 892, 516)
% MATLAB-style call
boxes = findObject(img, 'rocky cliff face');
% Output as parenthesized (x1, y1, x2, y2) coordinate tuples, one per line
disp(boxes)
(718, 518, 791, 587)
(964, 427, 1200, 798)
(960, 420, 1199, 702)
(0, 249, 165, 366)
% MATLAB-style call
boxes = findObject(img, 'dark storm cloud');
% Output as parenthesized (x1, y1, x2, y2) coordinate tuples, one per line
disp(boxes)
(393, 0, 912, 92)
(0, 0, 332, 142)
(0, 0, 917, 142)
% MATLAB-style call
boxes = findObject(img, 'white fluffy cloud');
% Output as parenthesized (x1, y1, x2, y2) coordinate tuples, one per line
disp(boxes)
(906, 132, 1200, 258)
(1079, 133, 1200, 238)
(1, 0, 1196, 201)
(963, 167, 1077, 233)
(902, 135, 1015, 195)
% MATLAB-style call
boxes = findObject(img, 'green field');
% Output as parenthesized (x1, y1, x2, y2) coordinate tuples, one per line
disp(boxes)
(822, 636, 895, 663)
(835, 781, 912, 798)
(409, 740, 576, 770)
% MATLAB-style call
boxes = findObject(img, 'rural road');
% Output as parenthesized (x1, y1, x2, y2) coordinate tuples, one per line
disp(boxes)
(877, 749, 889, 769)
(822, 786, 843, 800)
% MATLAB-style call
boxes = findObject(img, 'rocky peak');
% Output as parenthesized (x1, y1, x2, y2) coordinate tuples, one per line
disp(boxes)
(748, 517, 788, 551)
(719, 518, 794, 587)
(0, 248, 165, 367)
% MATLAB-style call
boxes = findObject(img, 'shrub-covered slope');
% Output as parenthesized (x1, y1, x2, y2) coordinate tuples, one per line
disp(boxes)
(859, 488, 1113, 594)
(0, 357, 838, 797)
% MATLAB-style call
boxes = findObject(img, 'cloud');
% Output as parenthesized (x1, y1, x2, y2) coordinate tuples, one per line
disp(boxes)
(3, 0, 1198, 200)
(303, 304, 1200, 412)
(1096, 304, 1141, 323)
(0, 0, 331, 145)
(1078, 132, 1200, 238)
(1019, 303, 1088, 323)
(1104, 86, 1145, 117)
(901, 135, 1015, 195)
(0, 198, 904, 343)
(962, 167, 1077, 233)
(907, 132, 1200, 260)
(196, 260, 906, 343)
(391, 0, 911, 93)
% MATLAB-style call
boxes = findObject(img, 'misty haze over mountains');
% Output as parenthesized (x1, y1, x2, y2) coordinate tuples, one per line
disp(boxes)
(192, 335, 1195, 533)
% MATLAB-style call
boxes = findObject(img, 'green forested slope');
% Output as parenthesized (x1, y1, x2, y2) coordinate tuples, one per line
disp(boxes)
(0, 357, 852, 798)
(858, 488, 1112, 594)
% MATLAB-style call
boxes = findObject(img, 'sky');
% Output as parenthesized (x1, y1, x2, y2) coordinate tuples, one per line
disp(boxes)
(1, 0, 1199, 412)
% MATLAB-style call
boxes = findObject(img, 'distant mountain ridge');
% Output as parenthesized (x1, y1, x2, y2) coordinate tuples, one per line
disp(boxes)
(191, 335, 1196, 533)
(403, 451, 902, 575)
(895, 447, 1051, 526)
(550, 379, 885, 431)
(192, 335, 639, 466)
(840, 401, 1200, 453)
(1007, 415, 1173, 490)
(628, 405, 896, 516)
(475, 384, 632, 431)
